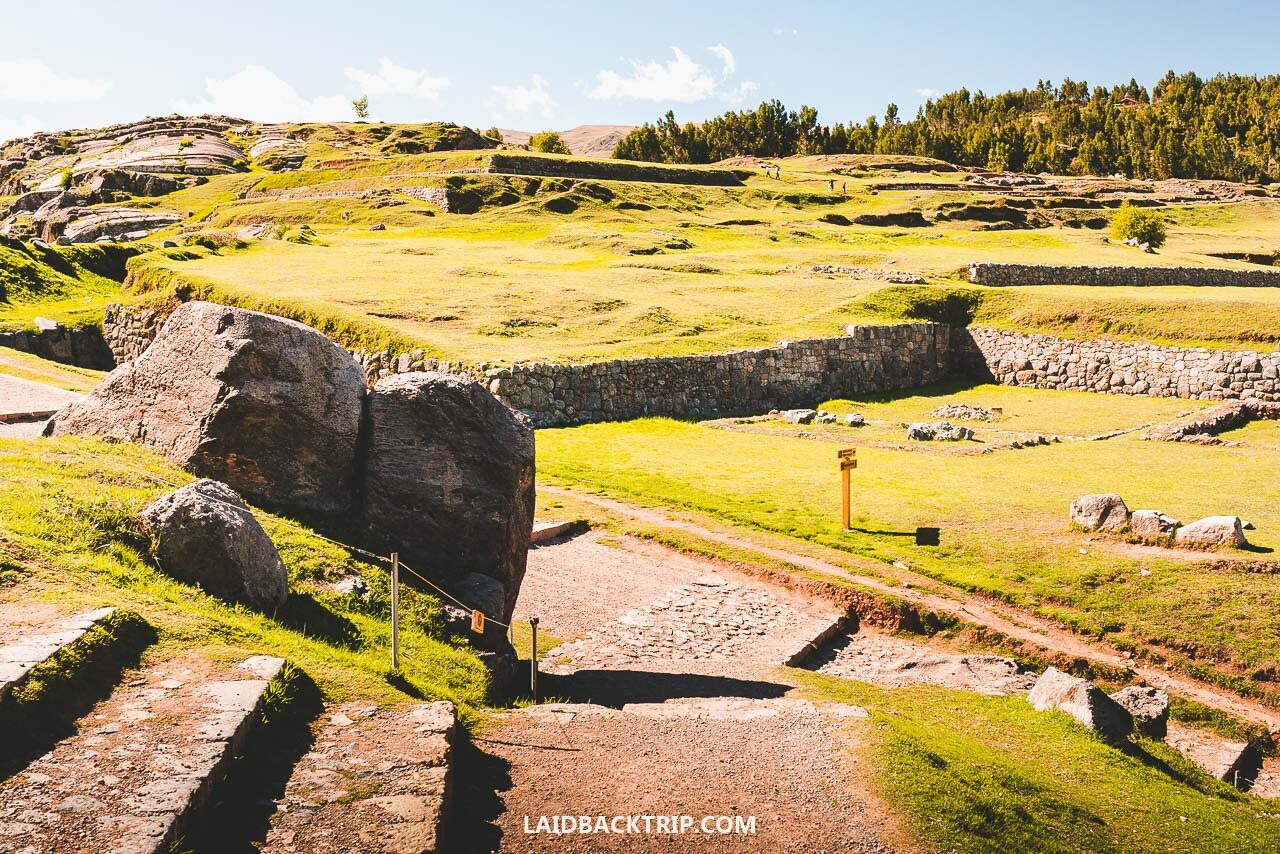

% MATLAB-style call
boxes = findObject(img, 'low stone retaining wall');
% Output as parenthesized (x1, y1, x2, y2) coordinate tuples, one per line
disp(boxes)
(103, 303, 165, 365)
(0, 325, 114, 370)
(484, 324, 953, 427)
(969, 262, 1280, 288)
(962, 327, 1280, 401)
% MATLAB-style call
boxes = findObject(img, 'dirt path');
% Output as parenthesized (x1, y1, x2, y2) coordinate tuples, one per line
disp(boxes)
(540, 485, 1280, 733)
(465, 532, 896, 852)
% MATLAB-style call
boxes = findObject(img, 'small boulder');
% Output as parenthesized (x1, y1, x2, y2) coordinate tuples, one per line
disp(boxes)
(782, 409, 817, 425)
(1069, 493, 1130, 532)
(815, 410, 836, 424)
(369, 223, 386, 231)
(1110, 685, 1169, 738)
(361, 372, 535, 625)
(1129, 510, 1180, 543)
(841, 412, 865, 427)
(138, 479, 288, 612)
(1027, 667, 1133, 741)
(1175, 516, 1248, 549)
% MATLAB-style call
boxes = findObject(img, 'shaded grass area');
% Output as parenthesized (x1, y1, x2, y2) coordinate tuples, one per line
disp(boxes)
(798, 672, 1280, 853)
(0, 346, 106, 392)
(0, 241, 133, 332)
(536, 385, 1280, 703)
(0, 437, 489, 721)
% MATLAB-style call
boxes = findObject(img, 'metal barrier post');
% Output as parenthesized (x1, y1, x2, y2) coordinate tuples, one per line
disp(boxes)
(391, 552, 400, 669)
(530, 617, 539, 703)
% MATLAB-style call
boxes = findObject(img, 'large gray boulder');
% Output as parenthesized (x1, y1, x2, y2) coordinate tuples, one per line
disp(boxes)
(139, 479, 288, 611)
(1110, 685, 1169, 738)
(361, 372, 535, 624)
(1174, 516, 1248, 549)
(1027, 667, 1133, 741)
(1069, 493, 1130, 532)
(45, 301, 366, 520)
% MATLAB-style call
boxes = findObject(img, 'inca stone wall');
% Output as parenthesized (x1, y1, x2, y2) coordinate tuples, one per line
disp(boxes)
(969, 262, 1280, 288)
(0, 325, 114, 370)
(483, 324, 953, 427)
(962, 327, 1280, 401)
(103, 303, 165, 365)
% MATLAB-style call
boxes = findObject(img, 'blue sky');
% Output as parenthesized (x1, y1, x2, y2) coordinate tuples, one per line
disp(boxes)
(3, 0, 1279, 139)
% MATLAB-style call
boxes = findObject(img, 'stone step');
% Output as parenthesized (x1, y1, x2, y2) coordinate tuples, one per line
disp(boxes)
(263, 700, 455, 854)
(0, 607, 122, 705)
(530, 519, 577, 545)
(0, 653, 287, 853)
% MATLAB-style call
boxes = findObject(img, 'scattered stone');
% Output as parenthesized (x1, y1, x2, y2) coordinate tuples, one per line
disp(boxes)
(782, 408, 817, 425)
(46, 301, 367, 521)
(369, 223, 386, 231)
(361, 372, 535, 625)
(1028, 668, 1133, 741)
(139, 479, 288, 612)
(1069, 493, 1130, 532)
(906, 421, 974, 441)
(1175, 516, 1249, 549)
(841, 412, 865, 427)
(1129, 510, 1181, 543)
(929, 403, 999, 421)
(815, 410, 836, 424)
(1110, 686, 1169, 738)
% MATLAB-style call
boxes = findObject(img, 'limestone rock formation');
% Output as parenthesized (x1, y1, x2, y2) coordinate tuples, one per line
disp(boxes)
(1110, 685, 1169, 738)
(139, 479, 288, 611)
(1069, 493, 1130, 532)
(45, 301, 366, 520)
(1175, 516, 1249, 549)
(1129, 510, 1180, 542)
(1027, 667, 1133, 741)
(361, 372, 535, 623)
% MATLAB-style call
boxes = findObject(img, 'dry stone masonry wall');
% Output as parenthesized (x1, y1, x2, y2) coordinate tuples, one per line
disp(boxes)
(969, 262, 1280, 288)
(963, 328, 1280, 401)
(484, 324, 953, 427)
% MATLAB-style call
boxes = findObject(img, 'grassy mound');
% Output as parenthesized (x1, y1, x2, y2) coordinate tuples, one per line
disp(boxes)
(0, 239, 135, 332)
(0, 437, 489, 718)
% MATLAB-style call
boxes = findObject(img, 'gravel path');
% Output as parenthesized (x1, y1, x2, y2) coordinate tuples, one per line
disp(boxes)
(466, 532, 892, 851)
(0, 374, 81, 418)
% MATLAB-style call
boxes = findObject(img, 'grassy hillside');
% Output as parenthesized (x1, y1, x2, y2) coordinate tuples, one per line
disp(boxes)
(0, 241, 133, 332)
(0, 437, 489, 717)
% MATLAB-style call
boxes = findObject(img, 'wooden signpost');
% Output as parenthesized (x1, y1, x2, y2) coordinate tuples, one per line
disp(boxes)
(838, 448, 856, 530)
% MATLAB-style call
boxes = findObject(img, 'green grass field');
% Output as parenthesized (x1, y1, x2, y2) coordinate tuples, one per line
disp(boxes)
(538, 383, 1280, 701)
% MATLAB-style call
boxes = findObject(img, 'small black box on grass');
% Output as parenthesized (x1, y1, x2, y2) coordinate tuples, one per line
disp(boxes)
(915, 527, 940, 546)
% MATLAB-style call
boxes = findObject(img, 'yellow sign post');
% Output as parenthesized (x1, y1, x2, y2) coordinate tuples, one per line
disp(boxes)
(838, 448, 857, 531)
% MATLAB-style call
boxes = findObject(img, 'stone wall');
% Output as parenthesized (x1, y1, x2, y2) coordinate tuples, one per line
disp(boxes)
(969, 262, 1280, 288)
(483, 324, 953, 427)
(0, 324, 114, 370)
(103, 303, 165, 365)
(962, 327, 1280, 401)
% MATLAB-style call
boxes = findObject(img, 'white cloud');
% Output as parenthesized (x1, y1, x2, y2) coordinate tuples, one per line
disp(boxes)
(915, 87, 940, 99)
(0, 60, 111, 104)
(707, 44, 735, 78)
(489, 75, 557, 118)
(723, 80, 760, 105)
(344, 57, 450, 100)
(0, 112, 47, 143)
(587, 47, 719, 102)
(173, 66, 351, 122)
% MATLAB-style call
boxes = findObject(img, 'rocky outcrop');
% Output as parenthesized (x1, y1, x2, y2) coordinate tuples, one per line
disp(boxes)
(906, 422, 974, 441)
(1129, 510, 1180, 542)
(1174, 516, 1249, 549)
(139, 479, 288, 611)
(1027, 667, 1133, 741)
(1069, 494, 1130, 532)
(45, 301, 366, 521)
(34, 199, 182, 244)
(1110, 685, 1169, 738)
(361, 372, 535, 624)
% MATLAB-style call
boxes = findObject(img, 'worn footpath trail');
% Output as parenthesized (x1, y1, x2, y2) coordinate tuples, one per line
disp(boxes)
(540, 485, 1280, 734)
(467, 531, 897, 853)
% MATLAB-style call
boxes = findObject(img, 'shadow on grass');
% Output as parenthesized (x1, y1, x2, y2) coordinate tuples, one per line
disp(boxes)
(184, 665, 325, 853)
(0, 610, 156, 781)
(275, 592, 362, 649)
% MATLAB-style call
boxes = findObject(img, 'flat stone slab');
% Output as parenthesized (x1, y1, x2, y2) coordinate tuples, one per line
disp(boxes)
(1166, 722, 1261, 788)
(0, 653, 285, 853)
(529, 519, 576, 545)
(809, 630, 1037, 696)
(0, 373, 83, 420)
(0, 606, 117, 704)
(263, 700, 455, 854)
